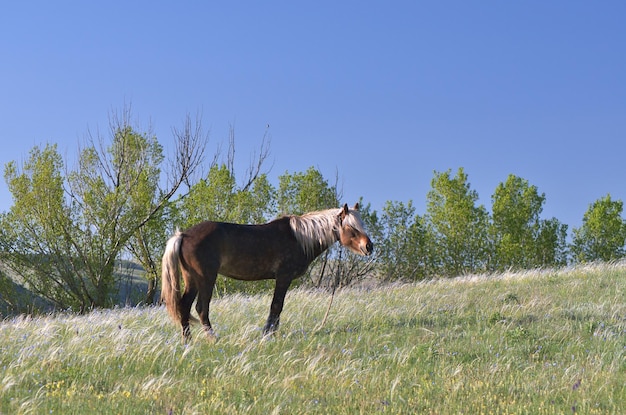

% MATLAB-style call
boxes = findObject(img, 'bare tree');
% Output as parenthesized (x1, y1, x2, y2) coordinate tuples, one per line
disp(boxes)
(126, 111, 209, 304)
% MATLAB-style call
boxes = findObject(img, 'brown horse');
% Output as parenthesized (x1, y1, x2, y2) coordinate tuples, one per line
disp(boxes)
(161, 203, 373, 341)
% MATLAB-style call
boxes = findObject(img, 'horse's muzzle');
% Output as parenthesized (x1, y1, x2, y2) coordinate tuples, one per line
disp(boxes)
(363, 240, 374, 256)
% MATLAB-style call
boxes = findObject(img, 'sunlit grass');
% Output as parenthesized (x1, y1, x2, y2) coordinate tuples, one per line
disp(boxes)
(1, 262, 625, 414)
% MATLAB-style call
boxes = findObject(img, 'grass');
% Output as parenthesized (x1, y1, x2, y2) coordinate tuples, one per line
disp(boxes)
(1, 262, 625, 414)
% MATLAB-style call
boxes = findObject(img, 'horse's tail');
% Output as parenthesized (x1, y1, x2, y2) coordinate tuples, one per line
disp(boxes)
(161, 231, 184, 324)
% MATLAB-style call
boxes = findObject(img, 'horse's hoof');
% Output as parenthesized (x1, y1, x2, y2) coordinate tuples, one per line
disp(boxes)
(262, 326, 278, 339)
(261, 332, 275, 342)
(182, 328, 192, 344)
(204, 327, 218, 342)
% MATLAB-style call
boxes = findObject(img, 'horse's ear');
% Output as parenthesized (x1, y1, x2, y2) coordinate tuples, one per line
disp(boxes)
(353, 203, 360, 210)
(339, 203, 349, 220)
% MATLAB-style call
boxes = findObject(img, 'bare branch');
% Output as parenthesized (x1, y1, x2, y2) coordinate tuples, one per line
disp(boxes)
(126, 111, 210, 234)
(241, 125, 273, 192)
(169, 111, 208, 191)
(332, 168, 343, 206)
(227, 122, 235, 175)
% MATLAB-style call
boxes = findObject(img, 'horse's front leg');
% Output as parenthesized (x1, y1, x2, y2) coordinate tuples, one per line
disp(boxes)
(263, 277, 292, 335)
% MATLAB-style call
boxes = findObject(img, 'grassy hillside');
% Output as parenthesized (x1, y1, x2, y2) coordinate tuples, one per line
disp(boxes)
(1, 263, 625, 414)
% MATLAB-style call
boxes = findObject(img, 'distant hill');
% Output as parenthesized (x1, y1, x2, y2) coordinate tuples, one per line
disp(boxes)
(0, 259, 149, 317)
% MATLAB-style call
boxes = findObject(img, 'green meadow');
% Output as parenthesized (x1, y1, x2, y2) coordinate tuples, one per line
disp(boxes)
(1, 262, 625, 414)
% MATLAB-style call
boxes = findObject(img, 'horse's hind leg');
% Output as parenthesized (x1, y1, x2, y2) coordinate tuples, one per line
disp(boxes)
(179, 281, 198, 342)
(195, 270, 218, 340)
(263, 277, 292, 335)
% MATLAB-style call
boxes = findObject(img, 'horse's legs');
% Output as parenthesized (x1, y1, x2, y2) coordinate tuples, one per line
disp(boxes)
(195, 270, 218, 340)
(179, 281, 198, 342)
(263, 277, 292, 335)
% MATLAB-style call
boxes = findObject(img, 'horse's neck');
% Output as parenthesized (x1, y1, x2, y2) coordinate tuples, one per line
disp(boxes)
(313, 235, 337, 258)
(289, 213, 339, 260)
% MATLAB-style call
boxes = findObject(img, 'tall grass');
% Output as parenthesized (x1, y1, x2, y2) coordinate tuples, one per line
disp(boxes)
(1, 263, 625, 414)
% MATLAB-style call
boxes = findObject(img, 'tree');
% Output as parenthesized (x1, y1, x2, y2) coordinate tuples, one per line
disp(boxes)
(490, 174, 567, 270)
(67, 121, 167, 307)
(0, 109, 205, 310)
(125, 112, 208, 304)
(491, 175, 544, 269)
(376, 200, 431, 281)
(535, 217, 568, 267)
(572, 194, 626, 263)
(233, 173, 276, 224)
(276, 166, 338, 215)
(177, 124, 274, 228)
(178, 164, 276, 225)
(1, 144, 82, 309)
(179, 164, 238, 226)
(425, 168, 490, 276)
(126, 203, 172, 304)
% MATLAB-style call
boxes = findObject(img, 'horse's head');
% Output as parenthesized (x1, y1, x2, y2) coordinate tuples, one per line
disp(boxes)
(337, 203, 374, 256)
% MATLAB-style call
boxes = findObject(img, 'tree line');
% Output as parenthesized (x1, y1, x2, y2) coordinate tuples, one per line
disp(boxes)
(1, 111, 624, 313)
(373, 170, 626, 282)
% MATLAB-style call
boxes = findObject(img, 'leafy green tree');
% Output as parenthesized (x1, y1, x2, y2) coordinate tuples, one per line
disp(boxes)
(236, 173, 276, 223)
(124, 112, 207, 304)
(0, 145, 82, 305)
(376, 200, 431, 281)
(536, 217, 568, 267)
(0, 110, 204, 310)
(68, 124, 167, 307)
(491, 175, 568, 270)
(126, 203, 172, 304)
(1, 144, 82, 309)
(491, 174, 543, 269)
(572, 194, 626, 263)
(178, 164, 276, 228)
(425, 168, 490, 276)
(177, 124, 274, 229)
(179, 164, 237, 226)
(277, 166, 338, 215)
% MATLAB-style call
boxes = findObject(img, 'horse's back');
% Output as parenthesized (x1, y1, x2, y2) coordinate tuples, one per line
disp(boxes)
(179, 218, 309, 281)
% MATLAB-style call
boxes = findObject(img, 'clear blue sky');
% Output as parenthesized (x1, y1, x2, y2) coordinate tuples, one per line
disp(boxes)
(1, 1, 624, 230)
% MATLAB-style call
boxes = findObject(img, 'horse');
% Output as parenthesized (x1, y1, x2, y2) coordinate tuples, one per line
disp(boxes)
(161, 203, 373, 341)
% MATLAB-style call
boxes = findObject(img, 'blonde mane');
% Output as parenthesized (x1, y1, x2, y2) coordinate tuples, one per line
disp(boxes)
(288, 207, 367, 258)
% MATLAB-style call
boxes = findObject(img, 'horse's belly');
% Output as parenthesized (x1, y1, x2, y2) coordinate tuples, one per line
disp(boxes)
(218, 252, 307, 281)
(225, 272, 274, 281)
(218, 257, 280, 281)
